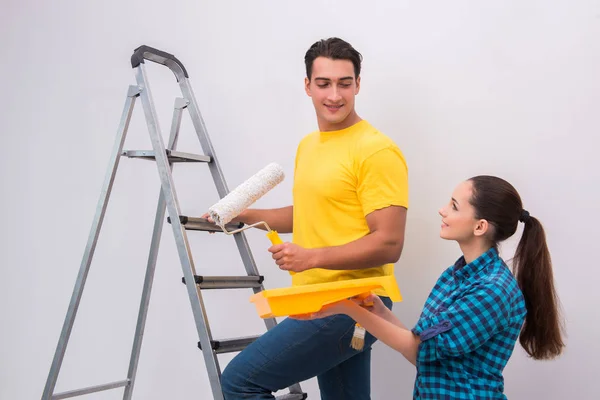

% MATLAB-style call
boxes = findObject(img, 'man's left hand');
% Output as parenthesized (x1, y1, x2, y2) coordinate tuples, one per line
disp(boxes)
(268, 242, 315, 273)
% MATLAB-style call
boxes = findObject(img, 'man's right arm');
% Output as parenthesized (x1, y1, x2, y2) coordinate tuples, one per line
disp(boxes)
(235, 206, 294, 233)
(204, 206, 293, 233)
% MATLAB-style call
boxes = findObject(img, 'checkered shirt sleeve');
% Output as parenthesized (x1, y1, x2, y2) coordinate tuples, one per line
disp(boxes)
(412, 281, 511, 363)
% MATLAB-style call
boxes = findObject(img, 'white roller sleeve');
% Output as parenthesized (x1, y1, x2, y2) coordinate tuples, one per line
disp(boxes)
(208, 162, 284, 227)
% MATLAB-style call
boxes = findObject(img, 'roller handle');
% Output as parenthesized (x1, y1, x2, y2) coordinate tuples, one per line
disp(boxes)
(265, 230, 296, 275)
(266, 230, 283, 245)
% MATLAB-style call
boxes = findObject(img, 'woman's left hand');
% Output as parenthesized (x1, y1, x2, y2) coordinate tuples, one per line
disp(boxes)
(289, 299, 354, 320)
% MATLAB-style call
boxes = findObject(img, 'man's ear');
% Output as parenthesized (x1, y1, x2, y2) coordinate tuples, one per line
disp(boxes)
(355, 76, 361, 94)
(305, 77, 311, 97)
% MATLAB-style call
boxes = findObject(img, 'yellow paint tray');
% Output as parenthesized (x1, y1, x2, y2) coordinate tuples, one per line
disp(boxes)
(249, 275, 402, 318)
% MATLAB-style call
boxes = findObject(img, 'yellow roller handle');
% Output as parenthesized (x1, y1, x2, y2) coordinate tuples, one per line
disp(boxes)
(265, 230, 295, 276)
(266, 230, 283, 245)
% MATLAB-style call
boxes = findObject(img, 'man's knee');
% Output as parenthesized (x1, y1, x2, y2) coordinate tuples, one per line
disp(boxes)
(221, 358, 266, 398)
(220, 363, 241, 397)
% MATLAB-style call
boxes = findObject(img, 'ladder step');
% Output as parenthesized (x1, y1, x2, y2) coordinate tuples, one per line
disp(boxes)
(122, 149, 211, 163)
(52, 379, 129, 399)
(276, 393, 308, 400)
(167, 215, 244, 232)
(198, 335, 260, 354)
(182, 275, 264, 289)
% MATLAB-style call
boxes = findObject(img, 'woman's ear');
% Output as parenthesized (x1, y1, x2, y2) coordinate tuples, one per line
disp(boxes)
(473, 219, 490, 237)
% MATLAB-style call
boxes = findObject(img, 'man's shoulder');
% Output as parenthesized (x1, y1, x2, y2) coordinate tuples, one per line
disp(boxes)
(298, 130, 319, 145)
(356, 121, 403, 159)
(294, 130, 319, 156)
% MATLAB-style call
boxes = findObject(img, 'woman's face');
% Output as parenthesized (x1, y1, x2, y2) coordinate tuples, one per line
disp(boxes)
(439, 180, 480, 242)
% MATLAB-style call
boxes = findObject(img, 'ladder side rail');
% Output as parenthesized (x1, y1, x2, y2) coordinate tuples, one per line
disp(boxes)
(41, 86, 141, 400)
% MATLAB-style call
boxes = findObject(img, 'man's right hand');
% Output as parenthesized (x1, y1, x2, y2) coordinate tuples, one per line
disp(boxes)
(200, 210, 247, 233)
(199, 206, 293, 234)
(200, 212, 214, 224)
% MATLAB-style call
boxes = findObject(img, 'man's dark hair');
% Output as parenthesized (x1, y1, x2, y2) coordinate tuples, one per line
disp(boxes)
(304, 37, 363, 80)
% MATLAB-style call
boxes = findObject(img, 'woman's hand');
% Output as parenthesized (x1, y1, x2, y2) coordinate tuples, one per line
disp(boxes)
(351, 294, 390, 319)
(289, 293, 385, 319)
(289, 299, 354, 320)
(289, 293, 389, 321)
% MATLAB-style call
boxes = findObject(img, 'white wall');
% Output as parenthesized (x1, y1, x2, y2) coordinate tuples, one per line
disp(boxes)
(1, 0, 599, 399)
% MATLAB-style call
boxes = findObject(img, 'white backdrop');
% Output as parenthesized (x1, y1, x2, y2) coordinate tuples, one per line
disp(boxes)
(1, 0, 599, 399)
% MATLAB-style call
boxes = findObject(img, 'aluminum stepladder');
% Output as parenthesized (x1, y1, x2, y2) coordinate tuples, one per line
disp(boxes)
(41, 45, 307, 400)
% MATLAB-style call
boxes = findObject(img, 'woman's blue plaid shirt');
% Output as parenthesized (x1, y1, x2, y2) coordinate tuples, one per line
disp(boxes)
(411, 247, 527, 399)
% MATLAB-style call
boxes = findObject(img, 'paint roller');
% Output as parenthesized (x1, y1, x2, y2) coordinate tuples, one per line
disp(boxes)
(208, 162, 285, 246)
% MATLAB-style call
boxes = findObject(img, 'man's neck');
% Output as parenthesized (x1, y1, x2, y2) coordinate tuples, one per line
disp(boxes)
(318, 111, 362, 132)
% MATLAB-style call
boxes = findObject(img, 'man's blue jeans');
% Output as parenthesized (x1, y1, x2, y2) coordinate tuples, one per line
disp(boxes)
(221, 296, 393, 399)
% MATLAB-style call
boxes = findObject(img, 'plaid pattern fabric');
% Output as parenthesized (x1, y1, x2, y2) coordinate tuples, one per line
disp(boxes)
(411, 247, 527, 399)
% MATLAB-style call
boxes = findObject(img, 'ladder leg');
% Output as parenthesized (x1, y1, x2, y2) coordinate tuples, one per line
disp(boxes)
(41, 86, 141, 400)
(123, 98, 188, 400)
(135, 64, 224, 400)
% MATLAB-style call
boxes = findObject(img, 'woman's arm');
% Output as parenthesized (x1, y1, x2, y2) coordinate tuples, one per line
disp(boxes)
(296, 299, 420, 366)
(344, 302, 420, 365)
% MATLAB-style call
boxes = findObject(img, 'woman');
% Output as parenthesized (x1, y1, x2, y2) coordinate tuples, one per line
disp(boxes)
(296, 175, 564, 399)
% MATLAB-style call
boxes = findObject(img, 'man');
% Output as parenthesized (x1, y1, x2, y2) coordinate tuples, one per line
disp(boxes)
(217, 37, 409, 399)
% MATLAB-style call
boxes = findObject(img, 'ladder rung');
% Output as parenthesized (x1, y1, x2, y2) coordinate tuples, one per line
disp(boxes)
(276, 393, 308, 400)
(52, 379, 129, 399)
(198, 335, 260, 354)
(122, 149, 211, 163)
(182, 275, 264, 289)
(167, 215, 244, 232)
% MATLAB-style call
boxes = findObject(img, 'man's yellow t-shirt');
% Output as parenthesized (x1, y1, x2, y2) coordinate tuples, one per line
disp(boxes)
(292, 120, 409, 295)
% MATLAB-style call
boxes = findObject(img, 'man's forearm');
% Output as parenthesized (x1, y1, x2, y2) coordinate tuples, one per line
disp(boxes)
(310, 231, 403, 270)
(237, 206, 293, 233)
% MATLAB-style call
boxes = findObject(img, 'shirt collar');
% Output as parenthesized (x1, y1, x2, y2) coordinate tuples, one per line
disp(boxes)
(452, 247, 499, 280)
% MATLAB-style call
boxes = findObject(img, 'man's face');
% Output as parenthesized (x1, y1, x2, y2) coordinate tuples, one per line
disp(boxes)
(305, 56, 360, 131)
